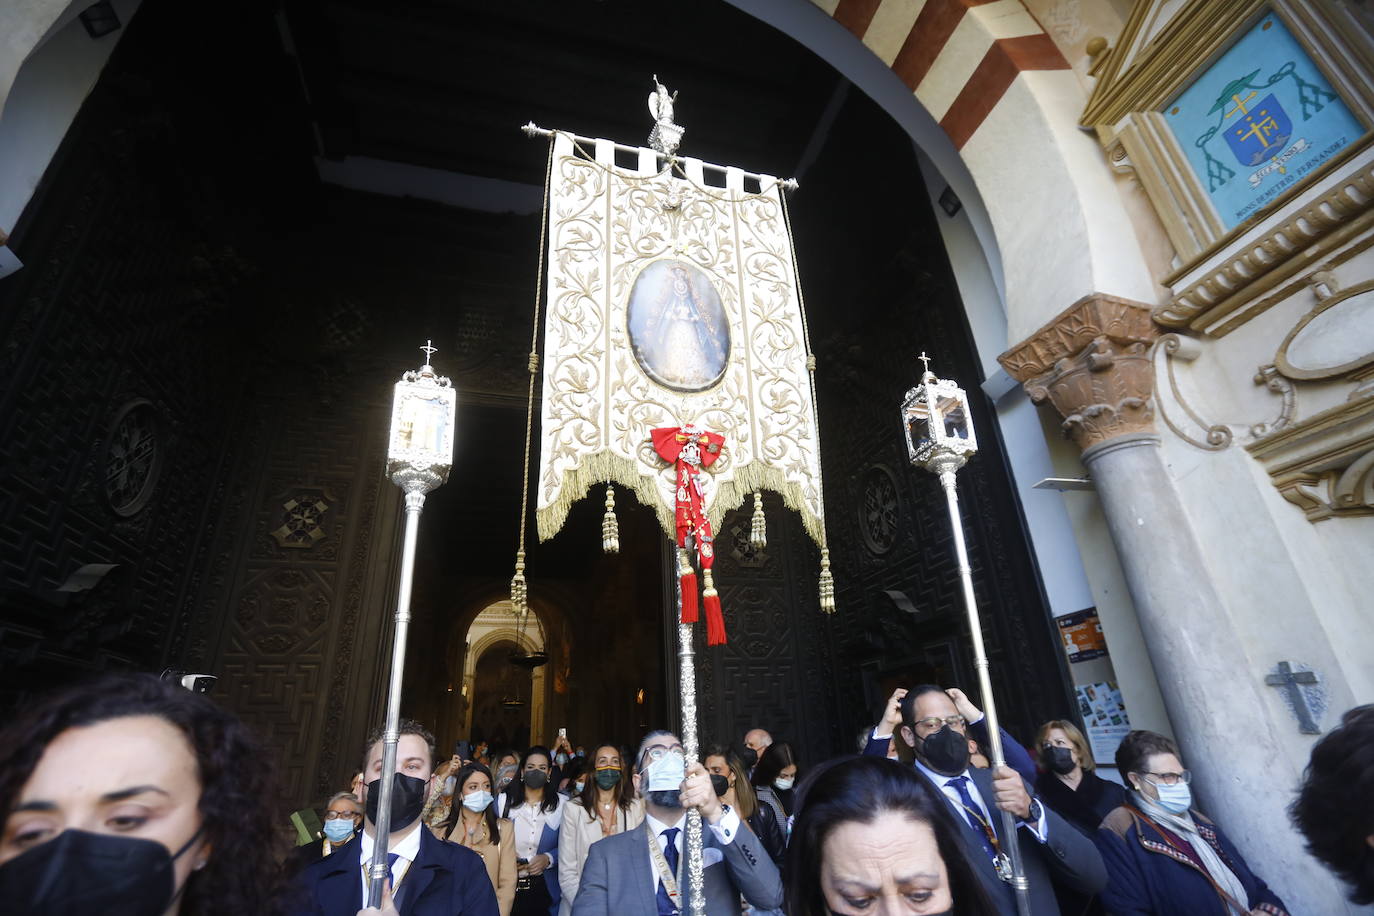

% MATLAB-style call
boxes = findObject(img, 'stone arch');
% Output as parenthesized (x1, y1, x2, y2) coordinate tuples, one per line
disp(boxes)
(727, 0, 1157, 346)
(457, 600, 549, 745)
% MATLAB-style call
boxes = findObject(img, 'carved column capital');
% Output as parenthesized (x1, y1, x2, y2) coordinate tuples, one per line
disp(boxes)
(999, 293, 1162, 451)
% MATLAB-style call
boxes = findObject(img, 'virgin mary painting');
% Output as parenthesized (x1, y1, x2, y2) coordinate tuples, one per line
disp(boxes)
(627, 258, 730, 391)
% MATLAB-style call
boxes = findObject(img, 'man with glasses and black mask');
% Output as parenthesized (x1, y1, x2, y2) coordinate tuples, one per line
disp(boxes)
(292, 718, 498, 915)
(864, 685, 1106, 915)
(570, 729, 782, 915)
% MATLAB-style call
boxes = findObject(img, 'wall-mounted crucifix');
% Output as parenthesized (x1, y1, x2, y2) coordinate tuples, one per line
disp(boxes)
(1264, 661, 1321, 734)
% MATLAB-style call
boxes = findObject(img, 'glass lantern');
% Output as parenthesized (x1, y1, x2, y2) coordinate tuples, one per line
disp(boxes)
(900, 355, 977, 469)
(387, 343, 457, 494)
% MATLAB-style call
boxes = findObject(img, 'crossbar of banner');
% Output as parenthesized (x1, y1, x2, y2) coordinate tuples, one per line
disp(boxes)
(520, 122, 799, 192)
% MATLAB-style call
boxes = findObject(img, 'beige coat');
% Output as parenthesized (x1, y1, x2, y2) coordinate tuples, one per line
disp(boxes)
(556, 795, 645, 915)
(439, 814, 516, 916)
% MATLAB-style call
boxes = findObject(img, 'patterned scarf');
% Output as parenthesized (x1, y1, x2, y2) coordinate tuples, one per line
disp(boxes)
(1132, 791, 1250, 913)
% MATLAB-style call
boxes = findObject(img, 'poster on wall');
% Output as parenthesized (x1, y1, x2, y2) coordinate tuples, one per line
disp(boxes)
(1076, 681, 1131, 764)
(1164, 12, 1365, 230)
(1057, 608, 1107, 663)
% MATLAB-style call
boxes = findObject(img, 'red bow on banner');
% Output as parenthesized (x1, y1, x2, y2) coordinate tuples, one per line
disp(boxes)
(651, 426, 727, 645)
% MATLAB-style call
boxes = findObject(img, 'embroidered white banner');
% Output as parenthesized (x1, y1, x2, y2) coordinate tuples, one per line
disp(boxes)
(535, 131, 825, 545)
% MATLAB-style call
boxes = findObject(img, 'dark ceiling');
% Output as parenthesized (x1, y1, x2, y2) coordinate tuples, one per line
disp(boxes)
(280, 0, 846, 187)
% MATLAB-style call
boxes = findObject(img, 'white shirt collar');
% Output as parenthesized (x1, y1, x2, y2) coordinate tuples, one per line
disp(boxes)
(913, 757, 971, 786)
(359, 820, 424, 865)
(644, 810, 686, 836)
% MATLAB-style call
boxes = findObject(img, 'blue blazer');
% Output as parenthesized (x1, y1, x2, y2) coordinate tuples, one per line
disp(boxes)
(1095, 806, 1290, 916)
(289, 826, 499, 916)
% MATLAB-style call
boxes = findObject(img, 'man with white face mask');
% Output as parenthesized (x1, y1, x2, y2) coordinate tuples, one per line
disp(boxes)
(570, 730, 782, 915)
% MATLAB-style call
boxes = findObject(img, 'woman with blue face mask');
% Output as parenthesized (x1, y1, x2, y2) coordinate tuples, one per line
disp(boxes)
(286, 791, 362, 872)
(1095, 730, 1291, 916)
(437, 762, 515, 916)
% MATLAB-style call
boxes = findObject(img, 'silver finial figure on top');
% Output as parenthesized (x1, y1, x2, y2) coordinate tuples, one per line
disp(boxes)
(648, 75, 685, 156)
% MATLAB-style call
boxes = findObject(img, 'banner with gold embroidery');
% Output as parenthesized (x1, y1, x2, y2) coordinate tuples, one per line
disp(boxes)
(535, 130, 829, 570)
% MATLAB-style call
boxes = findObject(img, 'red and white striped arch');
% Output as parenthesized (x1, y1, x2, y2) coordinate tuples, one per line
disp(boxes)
(770, 0, 1158, 344)
(825, 0, 1071, 149)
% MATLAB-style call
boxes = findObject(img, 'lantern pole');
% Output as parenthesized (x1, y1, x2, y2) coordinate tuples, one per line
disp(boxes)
(901, 354, 1031, 916)
(369, 342, 457, 909)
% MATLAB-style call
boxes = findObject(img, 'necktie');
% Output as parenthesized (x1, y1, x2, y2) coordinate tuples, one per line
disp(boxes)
(656, 827, 680, 915)
(946, 776, 998, 864)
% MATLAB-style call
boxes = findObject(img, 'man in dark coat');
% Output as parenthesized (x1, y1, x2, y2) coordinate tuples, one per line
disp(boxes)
(865, 685, 1107, 915)
(291, 720, 497, 916)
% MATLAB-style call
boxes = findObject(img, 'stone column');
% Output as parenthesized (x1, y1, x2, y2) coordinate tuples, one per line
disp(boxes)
(999, 294, 1347, 909)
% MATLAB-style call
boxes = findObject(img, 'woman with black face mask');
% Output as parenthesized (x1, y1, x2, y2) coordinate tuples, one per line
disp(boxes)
(0, 673, 286, 916)
(1032, 720, 1124, 916)
(497, 746, 564, 916)
(703, 745, 785, 868)
(1033, 720, 1125, 835)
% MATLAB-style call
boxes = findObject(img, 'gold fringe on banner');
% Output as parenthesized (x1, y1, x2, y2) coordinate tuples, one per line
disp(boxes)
(535, 453, 822, 547)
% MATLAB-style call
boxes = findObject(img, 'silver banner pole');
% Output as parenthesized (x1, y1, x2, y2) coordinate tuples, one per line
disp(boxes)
(675, 548, 707, 916)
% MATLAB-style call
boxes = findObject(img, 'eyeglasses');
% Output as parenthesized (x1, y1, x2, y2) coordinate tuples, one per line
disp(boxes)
(912, 715, 966, 732)
(642, 743, 684, 763)
(325, 809, 361, 820)
(1141, 770, 1192, 786)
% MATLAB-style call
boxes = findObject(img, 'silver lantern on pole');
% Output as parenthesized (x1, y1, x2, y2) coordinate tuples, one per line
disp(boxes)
(369, 341, 457, 908)
(900, 353, 1032, 916)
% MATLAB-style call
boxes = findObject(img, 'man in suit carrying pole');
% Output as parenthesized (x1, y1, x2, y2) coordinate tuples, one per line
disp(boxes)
(571, 729, 783, 915)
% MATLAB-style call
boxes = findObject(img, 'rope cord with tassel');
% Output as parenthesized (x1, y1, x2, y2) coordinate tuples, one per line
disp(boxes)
(749, 490, 767, 550)
(602, 484, 620, 554)
(510, 136, 556, 617)
(781, 192, 835, 613)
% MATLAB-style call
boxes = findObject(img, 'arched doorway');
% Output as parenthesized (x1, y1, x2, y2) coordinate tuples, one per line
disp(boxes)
(462, 601, 547, 747)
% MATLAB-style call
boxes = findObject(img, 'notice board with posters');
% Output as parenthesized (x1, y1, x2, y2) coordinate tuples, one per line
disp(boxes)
(1057, 608, 1107, 663)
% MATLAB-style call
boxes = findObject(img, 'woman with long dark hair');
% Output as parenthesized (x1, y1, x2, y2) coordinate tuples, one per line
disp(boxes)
(752, 740, 799, 827)
(497, 746, 563, 916)
(703, 744, 785, 866)
(439, 761, 515, 916)
(0, 672, 285, 916)
(555, 742, 643, 914)
(785, 756, 998, 916)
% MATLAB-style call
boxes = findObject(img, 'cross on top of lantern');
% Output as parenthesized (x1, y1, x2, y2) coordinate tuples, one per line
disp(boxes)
(900, 352, 978, 472)
(387, 340, 458, 495)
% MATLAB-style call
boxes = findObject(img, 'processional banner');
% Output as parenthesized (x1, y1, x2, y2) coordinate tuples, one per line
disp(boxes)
(533, 131, 831, 638)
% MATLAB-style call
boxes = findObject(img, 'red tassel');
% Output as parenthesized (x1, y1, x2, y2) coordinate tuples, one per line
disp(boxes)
(702, 568, 725, 645)
(704, 592, 725, 645)
(680, 571, 699, 623)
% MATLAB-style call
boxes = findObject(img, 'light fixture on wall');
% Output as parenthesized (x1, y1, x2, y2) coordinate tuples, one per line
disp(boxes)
(79, 2, 122, 39)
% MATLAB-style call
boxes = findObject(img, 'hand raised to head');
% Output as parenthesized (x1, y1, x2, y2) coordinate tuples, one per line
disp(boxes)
(877, 687, 908, 735)
(944, 687, 982, 724)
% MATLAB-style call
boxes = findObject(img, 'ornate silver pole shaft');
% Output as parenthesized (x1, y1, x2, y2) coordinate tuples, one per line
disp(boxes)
(675, 563, 707, 916)
(936, 465, 1032, 916)
(367, 490, 426, 908)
